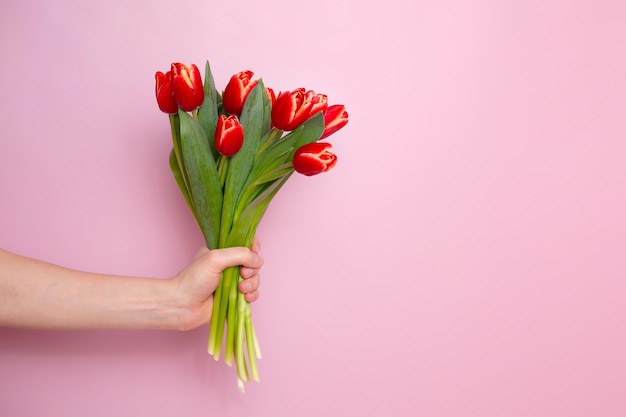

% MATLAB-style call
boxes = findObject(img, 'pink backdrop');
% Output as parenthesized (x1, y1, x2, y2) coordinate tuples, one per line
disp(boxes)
(1, 0, 625, 416)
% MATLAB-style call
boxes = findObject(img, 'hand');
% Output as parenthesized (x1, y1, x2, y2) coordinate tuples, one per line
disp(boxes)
(169, 238, 264, 331)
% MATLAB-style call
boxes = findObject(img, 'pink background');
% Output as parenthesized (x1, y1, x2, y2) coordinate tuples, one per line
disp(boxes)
(1, 0, 625, 416)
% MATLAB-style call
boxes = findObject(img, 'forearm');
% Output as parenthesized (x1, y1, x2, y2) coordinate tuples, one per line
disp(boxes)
(0, 249, 183, 330)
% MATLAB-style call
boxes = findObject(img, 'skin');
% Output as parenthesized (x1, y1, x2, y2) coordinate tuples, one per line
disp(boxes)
(0, 240, 263, 331)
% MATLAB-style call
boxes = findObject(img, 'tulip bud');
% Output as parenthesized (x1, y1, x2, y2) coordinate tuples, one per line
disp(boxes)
(171, 63, 204, 112)
(215, 114, 245, 156)
(292, 142, 337, 176)
(155, 71, 178, 114)
(320, 104, 349, 139)
(222, 71, 258, 116)
(265, 87, 277, 108)
(271, 88, 327, 131)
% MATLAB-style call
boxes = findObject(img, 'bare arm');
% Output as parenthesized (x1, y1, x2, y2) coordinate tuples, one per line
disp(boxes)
(0, 243, 263, 331)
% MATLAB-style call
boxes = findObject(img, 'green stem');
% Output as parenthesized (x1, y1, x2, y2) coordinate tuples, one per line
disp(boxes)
(226, 228, 257, 378)
(207, 279, 223, 357)
(245, 304, 260, 381)
(169, 115, 185, 186)
(215, 265, 237, 363)
(209, 165, 287, 387)
(235, 290, 249, 382)
(224, 268, 238, 365)
(251, 316, 262, 359)
(257, 128, 283, 156)
(217, 155, 228, 189)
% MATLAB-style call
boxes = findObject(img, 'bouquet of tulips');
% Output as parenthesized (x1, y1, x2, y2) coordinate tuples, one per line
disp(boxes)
(154, 60, 348, 391)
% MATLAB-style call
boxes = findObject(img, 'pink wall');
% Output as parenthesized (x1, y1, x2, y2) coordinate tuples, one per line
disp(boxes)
(1, 0, 625, 415)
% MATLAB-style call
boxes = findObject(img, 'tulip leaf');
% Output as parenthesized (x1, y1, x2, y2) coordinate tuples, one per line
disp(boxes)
(231, 113, 325, 219)
(234, 157, 292, 217)
(254, 163, 293, 185)
(247, 148, 292, 187)
(287, 111, 325, 158)
(219, 81, 266, 246)
(169, 114, 186, 180)
(178, 108, 222, 249)
(234, 80, 267, 184)
(198, 60, 220, 161)
(252, 112, 325, 172)
(169, 148, 195, 216)
(227, 173, 291, 247)
(258, 77, 272, 138)
(169, 113, 196, 213)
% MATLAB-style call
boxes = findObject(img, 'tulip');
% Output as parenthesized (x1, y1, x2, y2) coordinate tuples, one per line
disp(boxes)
(215, 114, 244, 156)
(292, 142, 337, 176)
(155, 71, 178, 114)
(320, 104, 349, 139)
(265, 87, 277, 108)
(171, 63, 204, 112)
(305, 90, 328, 118)
(271, 88, 328, 131)
(222, 71, 258, 116)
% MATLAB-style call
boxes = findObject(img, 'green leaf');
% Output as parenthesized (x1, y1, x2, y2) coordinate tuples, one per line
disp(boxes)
(169, 148, 195, 217)
(287, 111, 325, 158)
(227, 173, 291, 247)
(245, 147, 291, 189)
(257, 112, 325, 170)
(178, 109, 222, 249)
(254, 163, 293, 185)
(233, 155, 291, 218)
(259, 79, 272, 138)
(198, 60, 220, 161)
(169, 114, 196, 213)
(169, 114, 185, 180)
(229, 112, 326, 225)
(219, 81, 268, 246)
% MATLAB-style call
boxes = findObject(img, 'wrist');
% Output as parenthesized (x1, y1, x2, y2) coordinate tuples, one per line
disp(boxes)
(138, 277, 192, 331)
(152, 277, 212, 332)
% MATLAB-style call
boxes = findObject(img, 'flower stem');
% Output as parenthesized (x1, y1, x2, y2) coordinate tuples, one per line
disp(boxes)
(235, 290, 249, 382)
(251, 316, 262, 359)
(257, 128, 283, 156)
(224, 264, 240, 366)
(245, 305, 260, 381)
(207, 280, 223, 356)
(217, 155, 228, 189)
(218, 266, 236, 364)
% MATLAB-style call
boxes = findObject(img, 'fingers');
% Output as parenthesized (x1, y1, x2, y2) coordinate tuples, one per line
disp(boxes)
(239, 263, 261, 302)
(244, 290, 259, 303)
(193, 243, 263, 303)
(251, 237, 261, 254)
(239, 274, 260, 302)
(203, 246, 264, 276)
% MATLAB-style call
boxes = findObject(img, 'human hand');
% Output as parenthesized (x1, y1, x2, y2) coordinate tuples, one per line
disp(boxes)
(169, 239, 264, 331)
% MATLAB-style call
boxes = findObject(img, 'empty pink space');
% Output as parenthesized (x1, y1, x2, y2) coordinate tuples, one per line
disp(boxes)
(1, 0, 625, 416)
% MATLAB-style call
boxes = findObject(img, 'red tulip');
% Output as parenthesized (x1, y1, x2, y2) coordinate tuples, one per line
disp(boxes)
(171, 63, 204, 112)
(215, 114, 244, 156)
(265, 87, 277, 107)
(271, 88, 328, 131)
(222, 71, 258, 116)
(155, 71, 178, 114)
(305, 90, 328, 117)
(292, 142, 337, 176)
(320, 104, 349, 139)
